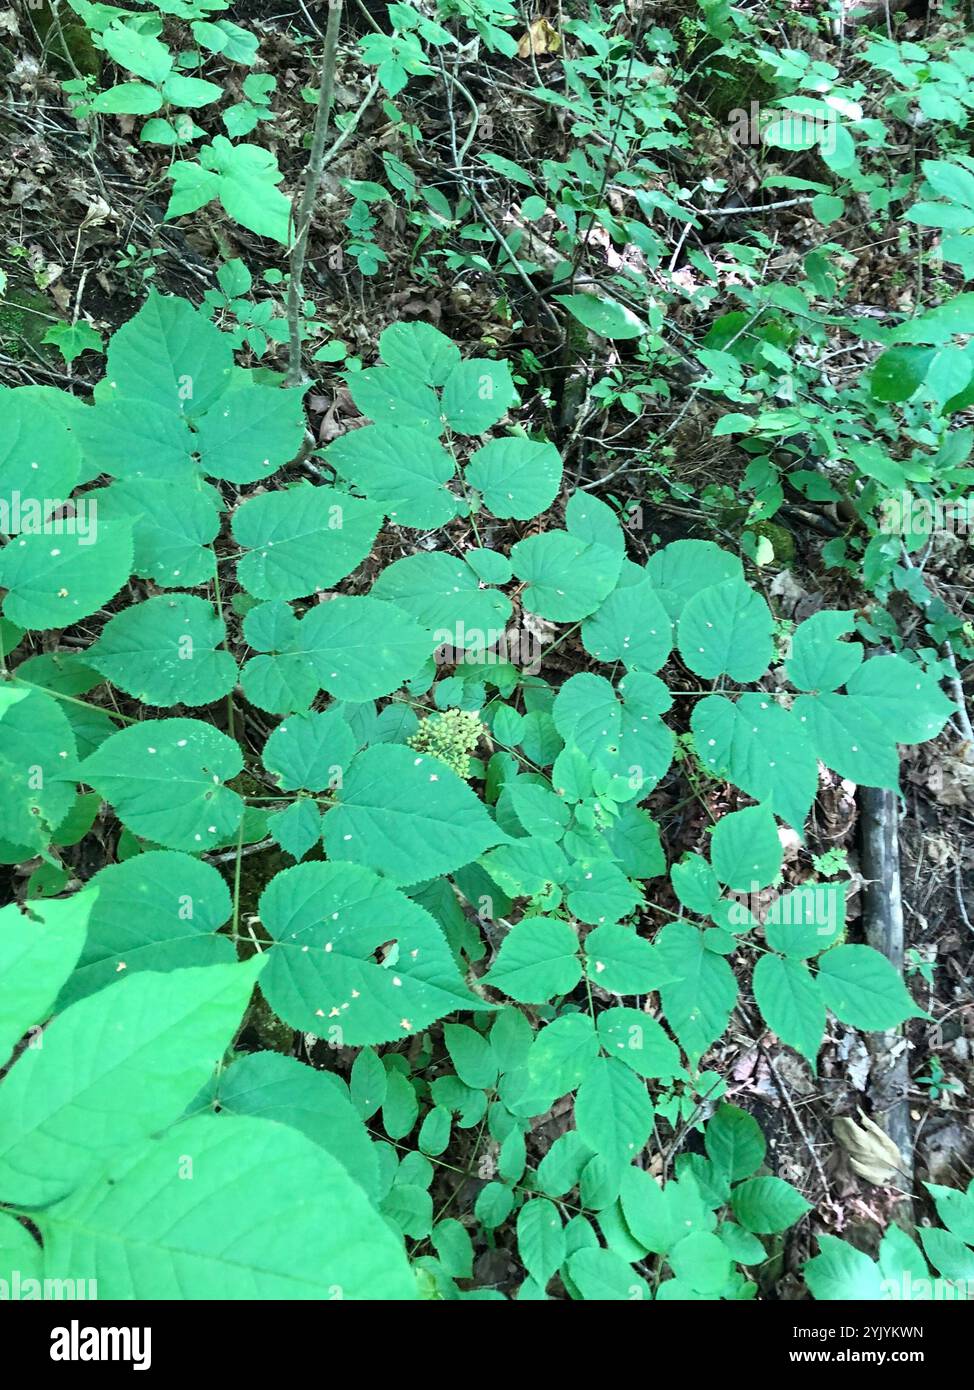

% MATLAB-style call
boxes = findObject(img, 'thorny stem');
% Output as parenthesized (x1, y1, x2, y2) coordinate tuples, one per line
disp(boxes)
(286, 0, 343, 389)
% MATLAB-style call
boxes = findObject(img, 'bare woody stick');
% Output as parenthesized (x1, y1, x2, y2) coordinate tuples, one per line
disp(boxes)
(286, 0, 343, 388)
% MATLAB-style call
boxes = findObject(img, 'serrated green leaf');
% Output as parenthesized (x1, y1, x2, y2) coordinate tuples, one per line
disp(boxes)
(731, 1176, 811, 1234)
(0, 958, 263, 1207)
(678, 576, 773, 682)
(0, 890, 96, 1064)
(483, 915, 581, 1003)
(80, 718, 244, 852)
(0, 523, 134, 631)
(710, 804, 782, 891)
(39, 1113, 413, 1298)
(323, 743, 507, 885)
(465, 437, 562, 520)
(88, 593, 236, 707)
(817, 945, 921, 1029)
(233, 484, 381, 600)
(259, 861, 479, 1045)
(753, 953, 825, 1064)
(56, 852, 233, 1008)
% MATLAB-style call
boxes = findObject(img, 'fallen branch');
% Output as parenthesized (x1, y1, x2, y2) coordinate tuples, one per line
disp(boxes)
(858, 783, 915, 1227)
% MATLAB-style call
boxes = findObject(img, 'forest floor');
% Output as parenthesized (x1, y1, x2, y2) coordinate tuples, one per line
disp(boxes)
(2, 0, 973, 1297)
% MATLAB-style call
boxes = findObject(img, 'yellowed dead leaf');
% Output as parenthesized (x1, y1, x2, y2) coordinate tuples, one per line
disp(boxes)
(517, 17, 561, 58)
(833, 1109, 904, 1186)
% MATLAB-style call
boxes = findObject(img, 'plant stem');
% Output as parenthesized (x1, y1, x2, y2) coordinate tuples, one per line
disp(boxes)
(286, 0, 343, 388)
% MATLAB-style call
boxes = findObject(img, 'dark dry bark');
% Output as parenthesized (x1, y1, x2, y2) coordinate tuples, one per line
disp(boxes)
(859, 784, 915, 1227)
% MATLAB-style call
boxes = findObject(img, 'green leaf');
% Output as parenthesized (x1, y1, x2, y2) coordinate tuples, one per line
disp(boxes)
(350, 1046, 387, 1119)
(0, 523, 134, 632)
(817, 945, 921, 1029)
(371, 550, 511, 645)
(566, 1247, 651, 1300)
(347, 366, 442, 433)
(0, 889, 96, 1065)
(731, 1176, 811, 1234)
(432, 1218, 473, 1277)
(845, 656, 955, 744)
(574, 1057, 653, 1171)
(233, 484, 382, 600)
(584, 923, 664, 993)
(100, 21, 173, 83)
(556, 294, 646, 340)
(764, 883, 845, 957)
(925, 1182, 974, 1245)
(443, 1022, 498, 1090)
(483, 915, 582, 1003)
(91, 477, 220, 587)
(170, 137, 293, 244)
(240, 600, 320, 714)
(263, 708, 356, 791)
(511, 529, 624, 621)
(0, 958, 263, 1207)
(705, 1104, 767, 1180)
(804, 1235, 885, 1300)
(323, 423, 458, 528)
(42, 322, 105, 364)
(669, 1231, 732, 1295)
(0, 686, 78, 855)
(0, 386, 82, 511)
(102, 290, 233, 417)
(527, 1014, 599, 1095)
(161, 73, 223, 108)
(90, 81, 163, 115)
(717, 1221, 766, 1265)
(39, 1113, 414, 1298)
(552, 672, 673, 803)
(464, 437, 563, 520)
(322, 743, 507, 885)
(88, 593, 237, 707)
(753, 954, 825, 1064)
(793, 691, 900, 789)
(671, 853, 720, 915)
(194, 382, 307, 483)
(656, 922, 737, 1064)
(440, 358, 518, 434)
(258, 861, 479, 1045)
(80, 718, 244, 852)
(377, 320, 460, 385)
(268, 797, 323, 861)
(210, 1051, 379, 1201)
(678, 576, 773, 682)
(596, 1006, 682, 1081)
(582, 562, 672, 672)
(647, 540, 742, 618)
(56, 852, 234, 1008)
(75, 401, 197, 482)
(918, 1227, 974, 1283)
(710, 804, 782, 891)
(300, 595, 435, 702)
(517, 1198, 565, 1287)
(691, 694, 818, 833)
(786, 611, 861, 691)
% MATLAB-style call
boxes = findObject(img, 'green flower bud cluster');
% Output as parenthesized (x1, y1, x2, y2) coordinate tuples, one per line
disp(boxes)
(407, 708, 484, 779)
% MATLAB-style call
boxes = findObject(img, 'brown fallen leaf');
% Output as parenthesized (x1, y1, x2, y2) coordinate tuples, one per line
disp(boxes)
(516, 17, 561, 58)
(833, 1108, 905, 1186)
